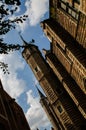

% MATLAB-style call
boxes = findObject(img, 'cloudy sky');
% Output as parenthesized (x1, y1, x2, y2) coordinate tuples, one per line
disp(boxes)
(0, 0, 52, 130)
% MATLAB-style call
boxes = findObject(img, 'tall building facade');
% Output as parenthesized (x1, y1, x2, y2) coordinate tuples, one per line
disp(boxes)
(22, 0, 86, 129)
(0, 80, 31, 130)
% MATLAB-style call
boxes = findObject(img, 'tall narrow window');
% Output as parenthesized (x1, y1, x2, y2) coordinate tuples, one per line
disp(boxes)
(57, 105, 63, 113)
(34, 66, 39, 73)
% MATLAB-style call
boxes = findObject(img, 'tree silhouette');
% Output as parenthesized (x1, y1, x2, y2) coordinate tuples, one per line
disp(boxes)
(0, 0, 28, 73)
(5, 0, 21, 5)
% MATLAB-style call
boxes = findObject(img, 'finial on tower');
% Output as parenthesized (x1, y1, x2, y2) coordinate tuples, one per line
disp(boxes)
(19, 32, 28, 46)
(19, 32, 35, 46)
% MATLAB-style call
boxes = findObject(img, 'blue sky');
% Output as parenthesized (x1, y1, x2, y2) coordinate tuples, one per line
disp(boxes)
(0, 0, 52, 130)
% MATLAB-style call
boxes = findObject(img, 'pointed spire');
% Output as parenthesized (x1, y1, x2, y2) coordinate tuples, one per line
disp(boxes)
(19, 32, 28, 46)
(36, 87, 45, 99)
(19, 32, 35, 46)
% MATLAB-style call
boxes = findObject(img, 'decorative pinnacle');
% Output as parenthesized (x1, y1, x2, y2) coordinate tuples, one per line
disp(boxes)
(36, 86, 45, 99)
(42, 48, 50, 55)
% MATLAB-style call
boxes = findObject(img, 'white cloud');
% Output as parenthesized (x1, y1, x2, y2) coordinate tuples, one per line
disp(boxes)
(32, 75, 39, 87)
(0, 52, 26, 99)
(16, 20, 29, 32)
(8, 0, 49, 32)
(0, 53, 51, 129)
(25, 0, 49, 26)
(25, 90, 50, 130)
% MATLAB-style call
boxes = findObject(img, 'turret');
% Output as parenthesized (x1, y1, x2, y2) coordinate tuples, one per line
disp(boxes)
(36, 87, 61, 130)
(22, 38, 59, 105)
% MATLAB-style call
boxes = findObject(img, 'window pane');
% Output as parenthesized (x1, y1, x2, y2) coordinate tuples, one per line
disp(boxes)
(68, 8, 72, 14)
(72, 11, 76, 18)
(61, 3, 66, 10)
(76, 13, 79, 20)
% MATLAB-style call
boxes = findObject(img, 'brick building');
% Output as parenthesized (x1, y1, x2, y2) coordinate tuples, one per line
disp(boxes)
(22, 0, 86, 129)
(0, 80, 31, 130)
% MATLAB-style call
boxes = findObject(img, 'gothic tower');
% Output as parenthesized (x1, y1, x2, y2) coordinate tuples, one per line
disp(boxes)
(22, 39, 86, 129)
